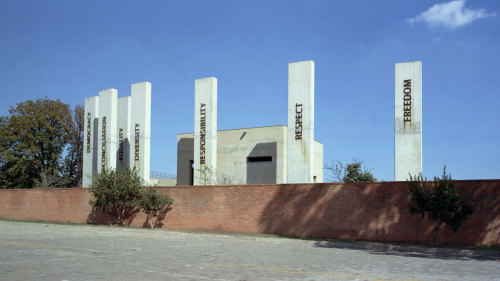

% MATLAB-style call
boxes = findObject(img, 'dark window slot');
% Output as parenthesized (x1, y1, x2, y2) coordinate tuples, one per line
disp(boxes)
(247, 156, 272, 162)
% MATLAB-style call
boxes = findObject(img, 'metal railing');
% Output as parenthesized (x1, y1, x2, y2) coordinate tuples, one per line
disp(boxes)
(150, 171, 176, 179)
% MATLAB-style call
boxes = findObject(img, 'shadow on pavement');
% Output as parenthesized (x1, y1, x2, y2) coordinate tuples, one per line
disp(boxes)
(314, 240, 500, 261)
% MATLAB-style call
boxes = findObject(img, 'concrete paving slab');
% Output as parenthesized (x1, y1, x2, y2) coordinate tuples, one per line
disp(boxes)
(0, 221, 498, 280)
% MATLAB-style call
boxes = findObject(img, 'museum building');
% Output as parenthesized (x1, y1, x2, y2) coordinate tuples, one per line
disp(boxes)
(176, 125, 323, 185)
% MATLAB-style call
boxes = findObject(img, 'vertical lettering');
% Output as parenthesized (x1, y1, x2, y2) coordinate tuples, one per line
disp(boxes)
(199, 103, 206, 164)
(101, 116, 107, 170)
(403, 79, 412, 123)
(86, 113, 91, 153)
(118, 128, 124, 161)
(134, 123, 140, 161)
(295, 103, 303, 139)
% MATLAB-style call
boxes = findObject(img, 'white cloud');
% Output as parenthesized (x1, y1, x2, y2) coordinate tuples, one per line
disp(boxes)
(408, 0, 495, 29)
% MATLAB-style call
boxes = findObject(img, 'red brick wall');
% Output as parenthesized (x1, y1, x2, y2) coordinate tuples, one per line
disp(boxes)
(0, 180, 498, 246)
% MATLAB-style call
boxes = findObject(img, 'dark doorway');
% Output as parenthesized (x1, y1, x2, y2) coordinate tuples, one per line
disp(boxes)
(246, 142, 277, 184)
(189, 160, 194, 185)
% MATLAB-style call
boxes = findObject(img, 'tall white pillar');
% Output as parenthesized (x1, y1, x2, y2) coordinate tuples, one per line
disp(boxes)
(97, 89, 118, 172)
(131, 82, 151, 184)
(287, 60, 315, 183)
(82, 96, 99, 187)
(194, 77, 217, 185)
(117, 96, 131, 171)
(395, 61, 422, 181)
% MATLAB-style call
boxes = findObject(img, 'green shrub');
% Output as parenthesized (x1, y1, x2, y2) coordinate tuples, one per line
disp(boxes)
(89, 168, 142, 226)
(407, 167, 475, 246)
(89, 168, 174, 228)
(139, 187, 174, 229)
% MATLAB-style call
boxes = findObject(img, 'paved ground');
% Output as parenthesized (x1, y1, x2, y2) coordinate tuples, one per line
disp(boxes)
(0, 221, 498, 281)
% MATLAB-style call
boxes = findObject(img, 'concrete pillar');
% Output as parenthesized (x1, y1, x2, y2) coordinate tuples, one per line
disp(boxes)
(82, 96, 99, 187)
(131, 82, 151, 184)
(97, 89, 118, 172)
(287, 60, 315, 183)
(194, 77, 217, 185)
(117, 96, 131, 171)
(395, 61, 422, 181)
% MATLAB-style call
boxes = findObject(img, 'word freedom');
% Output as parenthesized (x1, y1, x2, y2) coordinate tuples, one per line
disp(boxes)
(403, 79, 412, 123)
(199, 103, 206, 164)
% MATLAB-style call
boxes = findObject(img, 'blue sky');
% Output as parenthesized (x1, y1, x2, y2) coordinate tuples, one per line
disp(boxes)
(1, 0, 499, 181)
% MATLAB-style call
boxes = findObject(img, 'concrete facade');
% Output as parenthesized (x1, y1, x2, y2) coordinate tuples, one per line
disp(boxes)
(82, 96, 99, 187)
(287, 60, 315, 183)
(314, 141, 324, 183)
(395, 61, 422, 181)
(97, 89, 118, 173)
(150, 178, 177, 186)
(117, 96, 131, 171)
(177, 125, 323, 186)
(194, 78, 217, 185)
(131, 82, 151, 184)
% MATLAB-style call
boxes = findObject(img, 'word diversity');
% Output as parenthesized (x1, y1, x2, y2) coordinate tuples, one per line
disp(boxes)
(134, 123, 140, 161)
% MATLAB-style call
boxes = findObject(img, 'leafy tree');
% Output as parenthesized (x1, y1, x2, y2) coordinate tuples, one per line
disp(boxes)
(139, 186, 173, 228)
(63, 104, 84, 187)
(324, 160, 376, 182)
(343, 162, 377, 182)
(0, 98, 74, 188)
(407, 167, 475, 246)
(0, 99, 83, 188)
(89, 168, 143, 225)
(0, 115, 37, 188)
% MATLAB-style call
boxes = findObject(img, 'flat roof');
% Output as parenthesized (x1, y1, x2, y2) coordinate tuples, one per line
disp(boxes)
(178, 124, 323, 144)
(178, 124, 286, 136)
